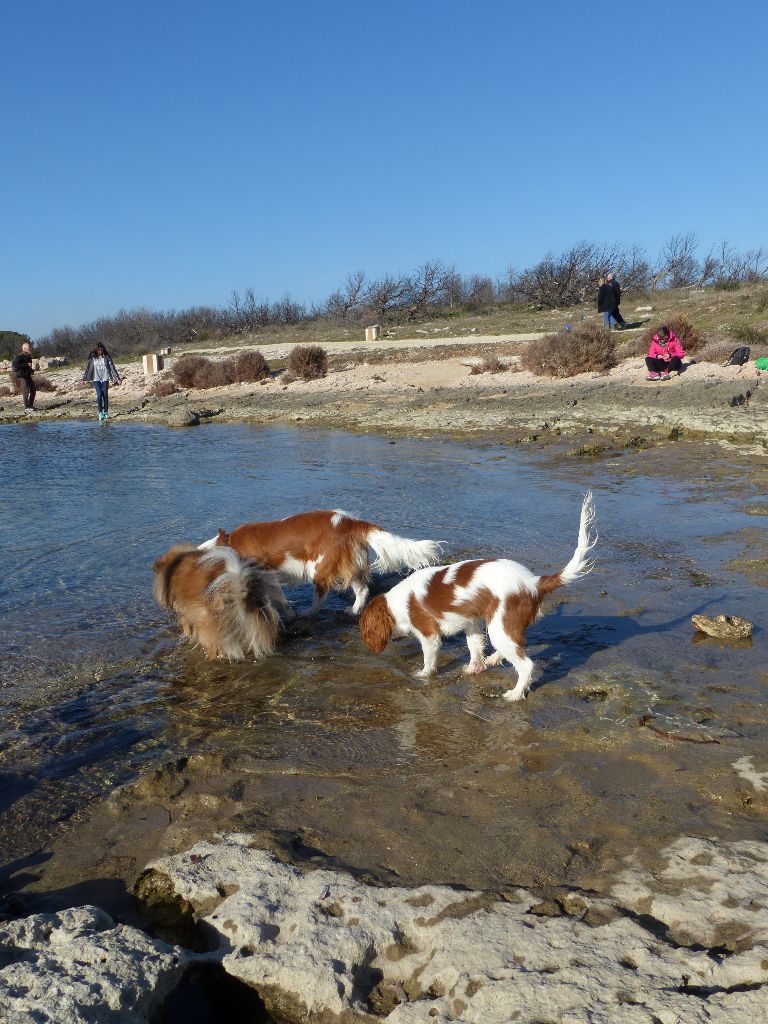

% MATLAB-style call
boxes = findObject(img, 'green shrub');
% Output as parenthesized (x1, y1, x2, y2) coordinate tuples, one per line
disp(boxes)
(287, 345, 328, 380)
(520, 322, 616, 377)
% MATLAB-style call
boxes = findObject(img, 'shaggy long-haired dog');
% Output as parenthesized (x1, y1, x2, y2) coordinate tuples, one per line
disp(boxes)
(360, 493, 597, 701)
(199, 509, 440, 616)
(153, 544, 286, 660)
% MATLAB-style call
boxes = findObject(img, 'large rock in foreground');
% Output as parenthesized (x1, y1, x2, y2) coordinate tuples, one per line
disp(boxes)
(0, 905, 186, 1023)
(139, 834, 768, 1024)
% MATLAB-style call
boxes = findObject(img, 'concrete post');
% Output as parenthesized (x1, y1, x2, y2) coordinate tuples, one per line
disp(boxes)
(365, 325, 381, 342)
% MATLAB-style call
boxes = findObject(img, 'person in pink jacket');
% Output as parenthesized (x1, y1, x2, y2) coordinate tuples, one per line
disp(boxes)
(646, 326, 685, 380)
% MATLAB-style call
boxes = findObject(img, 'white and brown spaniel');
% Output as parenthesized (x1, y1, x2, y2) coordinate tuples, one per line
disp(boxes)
(153, 544, 287, 661)
(200, 510, 440, 616)
(359, 493, 596, 700)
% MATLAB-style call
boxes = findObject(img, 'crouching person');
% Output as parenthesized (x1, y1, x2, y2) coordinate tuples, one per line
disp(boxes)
(646, 326, 685, 380)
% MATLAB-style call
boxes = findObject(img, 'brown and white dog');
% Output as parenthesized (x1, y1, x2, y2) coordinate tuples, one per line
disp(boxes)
(199, 510, 440, 616)
(153, 544, 286, 660)
(359, 493, 596, 700)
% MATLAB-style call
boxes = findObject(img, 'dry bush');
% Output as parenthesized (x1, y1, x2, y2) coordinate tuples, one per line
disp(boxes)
(287, 345, 328, 380)
(147, 376, 179, 398)
(470, 356, 507, 374)
(0, 383, 14, 397)
(193, 359, 232, 389)
(235, 349, 270, 382)
(520, 322, 616, 377)
(636, 315, 703, 356)
(6, 374, 57, 394)
(698, 332, 768, 363)
(172, 354, 210, 388)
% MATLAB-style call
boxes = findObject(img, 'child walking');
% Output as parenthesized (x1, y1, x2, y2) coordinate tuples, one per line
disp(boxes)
(83, 343, 121, 419)
(646, 326, 685, 380)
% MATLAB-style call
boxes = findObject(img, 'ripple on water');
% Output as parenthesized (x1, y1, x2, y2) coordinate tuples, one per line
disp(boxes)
(0, 423, 765, 873)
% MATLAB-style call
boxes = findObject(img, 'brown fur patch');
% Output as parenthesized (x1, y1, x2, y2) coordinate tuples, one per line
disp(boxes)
(152, 545, 278, 660)
(421, 561, 496, 620)
(359, 596, 396, 653)
(226, 510, 376, 590)
(406, 593, 440, 637)
(537, 572, 564, 596)
(501, 589, 541, 644)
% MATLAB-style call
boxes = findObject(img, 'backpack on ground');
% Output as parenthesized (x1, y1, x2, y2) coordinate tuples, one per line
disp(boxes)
(724, 346, 750, 368)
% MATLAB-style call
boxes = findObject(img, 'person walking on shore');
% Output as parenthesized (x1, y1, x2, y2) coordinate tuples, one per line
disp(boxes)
(83, 343, 121, 420)
(12, 341, 36, 412)
(597, 277, 620, 329)
(606, 273, 626, 328)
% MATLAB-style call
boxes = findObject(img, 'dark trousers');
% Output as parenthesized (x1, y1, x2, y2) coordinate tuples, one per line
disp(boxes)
(646, 356, 683, 373)
(20, 378, 36, 408)
(94, 380, 109, 413)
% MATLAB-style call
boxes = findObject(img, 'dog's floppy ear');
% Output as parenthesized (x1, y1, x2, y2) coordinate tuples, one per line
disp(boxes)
(359, 595, 395, 654)
(216, 527, 230, 546)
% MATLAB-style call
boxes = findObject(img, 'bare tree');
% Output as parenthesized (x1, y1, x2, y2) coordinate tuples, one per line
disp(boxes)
(363, 273, 410, 320)
(406, 261, 452, 315)
(651, 233, 700, 289)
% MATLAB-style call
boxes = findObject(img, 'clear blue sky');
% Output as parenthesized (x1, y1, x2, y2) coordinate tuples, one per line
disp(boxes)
(3, 0, 766, 339)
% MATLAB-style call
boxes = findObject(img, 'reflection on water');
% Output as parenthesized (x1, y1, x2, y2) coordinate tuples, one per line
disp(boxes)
(0, 423, 765, 874)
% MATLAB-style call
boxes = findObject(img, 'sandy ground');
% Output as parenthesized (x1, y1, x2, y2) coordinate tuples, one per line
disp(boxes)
(3, 332, 765, 450)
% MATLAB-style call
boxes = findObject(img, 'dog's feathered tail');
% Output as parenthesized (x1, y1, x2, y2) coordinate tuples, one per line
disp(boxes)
(202, 548, 283, 659)
(537, 492, 597, 596)
(366, 528, 441, 574)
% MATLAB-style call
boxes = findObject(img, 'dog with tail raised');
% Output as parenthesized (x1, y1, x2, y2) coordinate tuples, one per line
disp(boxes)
(360, 492, 597, 701)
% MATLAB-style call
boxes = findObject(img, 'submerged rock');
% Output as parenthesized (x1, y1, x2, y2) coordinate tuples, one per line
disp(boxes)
(0, 905, 186, 1023)
(138, 834, 768, 1023)
(691, 613, 753, 639)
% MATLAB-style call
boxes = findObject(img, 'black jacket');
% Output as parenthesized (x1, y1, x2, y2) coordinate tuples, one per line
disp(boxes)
(83, 349, 121, 384)
(611, 279, 622, 306)
(12, 352, 34, 379)
(597, 283, 617, 313)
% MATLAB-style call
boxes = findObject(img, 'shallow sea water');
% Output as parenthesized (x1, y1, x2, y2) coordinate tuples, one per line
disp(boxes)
(0, 422, 766, 897)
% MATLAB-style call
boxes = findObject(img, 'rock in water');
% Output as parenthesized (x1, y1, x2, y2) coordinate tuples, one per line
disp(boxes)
(691, 613, 753, 639)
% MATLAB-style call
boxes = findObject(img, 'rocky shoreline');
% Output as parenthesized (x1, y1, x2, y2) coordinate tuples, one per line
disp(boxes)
(4, 832, 768, 1023)
(1, 341, 766, 448)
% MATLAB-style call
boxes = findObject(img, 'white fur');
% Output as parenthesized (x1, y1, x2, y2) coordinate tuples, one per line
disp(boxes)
(198, 547, 286, 659)
(559, 491, 597, 584)
(331, 509, 351, 527)
(198, 535, 218, 550)
(367, 529, 442, 574)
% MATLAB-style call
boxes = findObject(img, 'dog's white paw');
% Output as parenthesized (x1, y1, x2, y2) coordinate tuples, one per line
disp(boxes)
(502, 688, 527, 702)
(486, 652, 505, 667)
(415, 668, 435, 679)
(463, 662, 486, 675)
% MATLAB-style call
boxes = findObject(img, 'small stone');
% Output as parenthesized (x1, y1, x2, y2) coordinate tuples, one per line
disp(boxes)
(691, 614, 753, 639)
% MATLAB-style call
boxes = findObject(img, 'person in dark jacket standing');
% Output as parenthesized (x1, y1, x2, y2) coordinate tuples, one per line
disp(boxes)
(606, 273, 626, 328)
(12, 341, 36, 411)
(596, 274, 626, 329)
(83, 343, 121, 420)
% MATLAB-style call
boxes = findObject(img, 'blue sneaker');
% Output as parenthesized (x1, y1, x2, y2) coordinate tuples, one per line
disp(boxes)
(98, 411, 105, 421)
